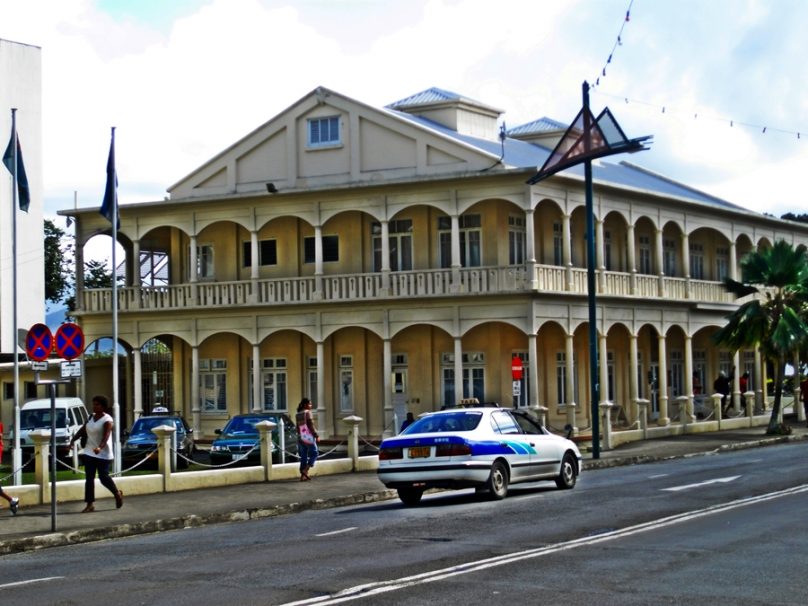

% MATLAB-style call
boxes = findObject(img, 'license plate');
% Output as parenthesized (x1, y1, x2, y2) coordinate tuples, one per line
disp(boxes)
(409, 446, 430, 458)
(232, 454, 241, 461)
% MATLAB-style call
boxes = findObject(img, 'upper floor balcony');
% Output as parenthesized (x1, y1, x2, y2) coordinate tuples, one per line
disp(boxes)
(78, 263, 736, 314)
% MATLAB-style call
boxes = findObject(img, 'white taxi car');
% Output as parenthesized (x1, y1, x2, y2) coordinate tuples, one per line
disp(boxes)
(378, 407, 582, 505)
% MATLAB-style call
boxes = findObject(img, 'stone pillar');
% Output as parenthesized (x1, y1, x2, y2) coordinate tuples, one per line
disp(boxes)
(450, 213, 462, 292)
(380, 219, 391, 295)
(629, 334, 639, 424)
(563, 213, 572, 290)
(132, 239, 141, 287)
(454, 337, 464, 404)
(627, 223, 637, 295)
(342, 415, 363, 471)
(383, 338, 393, 437)
(636, 399, 650, 439)
(191, 345, 200, 434)
(31, 431, 51, 504)
(255, 420, 277, 482)
(133, 347, 143, 417)
(252, 343, 262, 412)
(152, 424, 176, 491)
(525, 208, 537, 287)
(314, 225, 324, 299)
(316, 340, 327, 438)
(657, 333, 669, 426)
(565, 333, 577, 433)
(250, 230, 260, 279)
(684, 335, 694, 415)
(528, 333, 540, 409)
(600, 402, 613, 450)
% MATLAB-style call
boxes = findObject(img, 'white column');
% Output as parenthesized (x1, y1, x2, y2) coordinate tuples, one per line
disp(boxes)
(380, 219, 391, 293)
(132, 239, 141, 287)
(314, 225, 324, 298)
(252, 343, 262, 412)
(657, 333, 669, 425)
(684, 335, 694, 408)
(191, 345, 200, 434)
(565, 332, 577, 431)
(754, 347, 763, 411)
(383, 338, 393, 436)
(596, 218, 606, 293)
(189, 235, 198, 283)
(655, 228, 665, 296)
(627, 223, 637, 295)
(563, 213, 572, 290)
(681, 232, 691, 298)
(316, 340, 327, 437)
(133, 347, 143, 417)
(629, 333, 639, 423)
(732, 351, 741, 412)
(525, 208, 536, 264)
(454, 336, 464, 404)
(729, 241, 738, 281)
(250, 231, 260, 279)
(528, 333, 539, 408)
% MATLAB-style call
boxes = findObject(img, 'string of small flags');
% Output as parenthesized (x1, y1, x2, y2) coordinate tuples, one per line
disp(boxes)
(590, 0, 634, 90)
(591, 89, 805, 141)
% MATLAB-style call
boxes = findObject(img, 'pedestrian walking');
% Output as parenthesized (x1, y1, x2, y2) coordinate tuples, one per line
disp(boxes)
(0, 422, 19, 514)
(69, 395, 123, 512)
(295, 397, 319, 481)
(714, 370, 731, 415)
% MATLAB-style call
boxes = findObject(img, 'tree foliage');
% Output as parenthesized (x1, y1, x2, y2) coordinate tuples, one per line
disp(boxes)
(713, 240, 808, 433)
(781, 212, 808, 224)
(44, 219, 74, 304)
(64, 259, 114, 314)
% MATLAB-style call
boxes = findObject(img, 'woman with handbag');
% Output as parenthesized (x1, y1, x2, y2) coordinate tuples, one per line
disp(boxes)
(295, 398, 319, 481)
(69, 395, 123, 512)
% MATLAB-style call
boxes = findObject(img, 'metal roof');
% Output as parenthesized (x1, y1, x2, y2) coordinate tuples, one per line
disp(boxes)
(507, 117, 567, 136)
(388, 108, 749, 212)
(387, 87, 503, 114)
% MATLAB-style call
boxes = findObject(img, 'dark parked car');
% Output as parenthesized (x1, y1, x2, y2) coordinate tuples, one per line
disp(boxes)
(210, 413, 298, 465)
(122, 415, 196, 469)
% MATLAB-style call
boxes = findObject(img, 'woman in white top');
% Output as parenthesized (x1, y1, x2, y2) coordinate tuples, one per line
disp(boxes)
(70, 395, 123, 513)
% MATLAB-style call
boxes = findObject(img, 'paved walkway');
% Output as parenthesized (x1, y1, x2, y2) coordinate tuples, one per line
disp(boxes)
(1, 422, 806, 555)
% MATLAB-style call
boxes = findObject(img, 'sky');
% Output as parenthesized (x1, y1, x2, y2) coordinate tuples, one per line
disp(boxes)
(2, 0, 807, 229)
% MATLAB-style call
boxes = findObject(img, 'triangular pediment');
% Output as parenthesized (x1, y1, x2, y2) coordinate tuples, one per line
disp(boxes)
(168, 86, 502, 200)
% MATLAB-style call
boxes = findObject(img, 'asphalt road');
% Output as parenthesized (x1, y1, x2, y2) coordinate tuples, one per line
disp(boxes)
(2, 442, 807, 605)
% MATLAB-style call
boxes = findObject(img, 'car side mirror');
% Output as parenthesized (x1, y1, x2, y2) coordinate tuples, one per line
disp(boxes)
(215, 428, 222, 435)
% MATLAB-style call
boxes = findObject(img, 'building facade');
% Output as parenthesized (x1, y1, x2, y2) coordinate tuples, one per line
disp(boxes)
(63, 86, 808, 440)
(1, 38, 45, 438)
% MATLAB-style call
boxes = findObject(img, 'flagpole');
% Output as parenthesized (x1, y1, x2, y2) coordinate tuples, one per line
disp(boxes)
(110, 126, 121, 474)
(9, 108, 22, 484)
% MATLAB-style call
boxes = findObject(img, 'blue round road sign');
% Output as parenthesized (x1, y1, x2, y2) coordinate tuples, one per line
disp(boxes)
(55, 322, 85, 361)
(25, 323, 53, 362)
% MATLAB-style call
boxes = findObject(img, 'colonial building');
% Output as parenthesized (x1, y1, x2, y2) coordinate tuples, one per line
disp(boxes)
(63, 86, 808, 441)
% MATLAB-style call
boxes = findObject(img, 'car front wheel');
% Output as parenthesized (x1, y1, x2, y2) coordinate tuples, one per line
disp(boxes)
(486, 460, 509, 500)
(555, 452, 577, 489)
(397, 487, 424, 506)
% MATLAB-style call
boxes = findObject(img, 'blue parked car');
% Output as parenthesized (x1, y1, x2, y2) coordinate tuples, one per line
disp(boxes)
(210, 413, 298, 465)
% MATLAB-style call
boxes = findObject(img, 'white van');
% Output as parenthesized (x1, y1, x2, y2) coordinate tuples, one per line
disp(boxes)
(17, 397, 89, 460)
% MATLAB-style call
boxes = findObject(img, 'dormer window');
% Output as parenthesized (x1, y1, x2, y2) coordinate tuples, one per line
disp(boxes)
(308, 116, 340, 147)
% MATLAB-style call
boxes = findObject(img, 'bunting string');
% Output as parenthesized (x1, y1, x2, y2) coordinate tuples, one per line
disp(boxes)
(590, 0, 634, 90)
(591, 89, 805, 141)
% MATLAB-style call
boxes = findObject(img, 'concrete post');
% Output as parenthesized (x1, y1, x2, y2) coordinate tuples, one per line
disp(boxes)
(531, 404, 548, 428)
(152, 425, 176, 492)
(341, 415, 362, 471)
(255, 420, 277, 482)
(31, 430, 51, 504)
(636, 399, 649, 440)
(676, 395, 693, 427)
(599, 402, 613, 451)
(744, 391, 755, 417)
(711, 393, 723, 424)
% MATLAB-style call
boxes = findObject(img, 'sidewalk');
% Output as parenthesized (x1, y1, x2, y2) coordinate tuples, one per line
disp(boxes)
(2, 422, 807, 555)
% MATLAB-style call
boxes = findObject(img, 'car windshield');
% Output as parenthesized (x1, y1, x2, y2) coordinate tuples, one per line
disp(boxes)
(21, 409, 67, 429)
(223, 416, 275, 436)
(403, 411, 482, 434)
(130, 417, 183, 435)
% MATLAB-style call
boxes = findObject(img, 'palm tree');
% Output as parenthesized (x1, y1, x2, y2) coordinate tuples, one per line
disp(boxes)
(713, 240, 808, 434)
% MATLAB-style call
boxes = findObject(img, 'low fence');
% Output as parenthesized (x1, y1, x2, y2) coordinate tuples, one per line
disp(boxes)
(7, 416, 378, 509)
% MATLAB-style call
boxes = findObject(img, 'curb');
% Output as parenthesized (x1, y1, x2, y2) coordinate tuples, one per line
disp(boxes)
(0, 489, 398, 556)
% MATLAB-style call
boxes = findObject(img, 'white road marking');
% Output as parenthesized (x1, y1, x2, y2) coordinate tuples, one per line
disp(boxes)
(316, 527, 358, 537)
(662, 475, 741, 492)
(648, 473, 670, 479)
(0, 577, 64, 589)
(278, 483, 808, 606)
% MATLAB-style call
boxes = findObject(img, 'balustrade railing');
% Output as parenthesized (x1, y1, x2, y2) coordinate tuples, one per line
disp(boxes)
(79, 264, 736, 314)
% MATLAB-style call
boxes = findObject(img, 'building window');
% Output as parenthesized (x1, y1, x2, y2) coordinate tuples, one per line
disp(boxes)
(689, 243, 704, 279)
(663, 239, 676, 276)
(372, 220, 413, 272)
(339, 355, 353, 412)
(604, 230, 612, 270)
(693, 350, 706, 395)
(440, 352, 485, 406)
(304, 235, 339, 263)
(308, 116, 340, 147)
(307, 357, 318, 402)
(716, 247, 729, 281)
(553, 222, 563, 265)
(190, 244, 214, 280)
(638, 235, 651, 274)
(670, 350, 683, 397)
(200, 359, 227, 413)
(637, 351, 644, 399)
(606, 351, 615, 401)
(508, 216, 525, 265)
(242, 240, 278, 267)
(249, 358, 287, 411)
(438, 214, 481, 268)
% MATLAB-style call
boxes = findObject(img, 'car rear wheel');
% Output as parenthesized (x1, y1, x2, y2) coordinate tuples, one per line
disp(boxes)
(555, 452, 577, 489)
(486, 460, 509, 500)
(397, 487, 424, 506)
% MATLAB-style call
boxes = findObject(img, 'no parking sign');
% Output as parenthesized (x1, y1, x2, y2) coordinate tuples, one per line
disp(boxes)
(54, 323, 85, 360)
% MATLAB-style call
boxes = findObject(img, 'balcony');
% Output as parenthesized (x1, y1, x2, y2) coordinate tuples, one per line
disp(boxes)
(78, 264, 736, 314)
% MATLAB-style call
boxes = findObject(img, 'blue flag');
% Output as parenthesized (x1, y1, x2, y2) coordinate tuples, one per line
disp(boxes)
(2, 131, 31, 212)
(99, 128, 119, 229)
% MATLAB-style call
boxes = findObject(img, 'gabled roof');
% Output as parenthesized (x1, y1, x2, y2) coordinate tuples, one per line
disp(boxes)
(387, 87, 503, 114)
